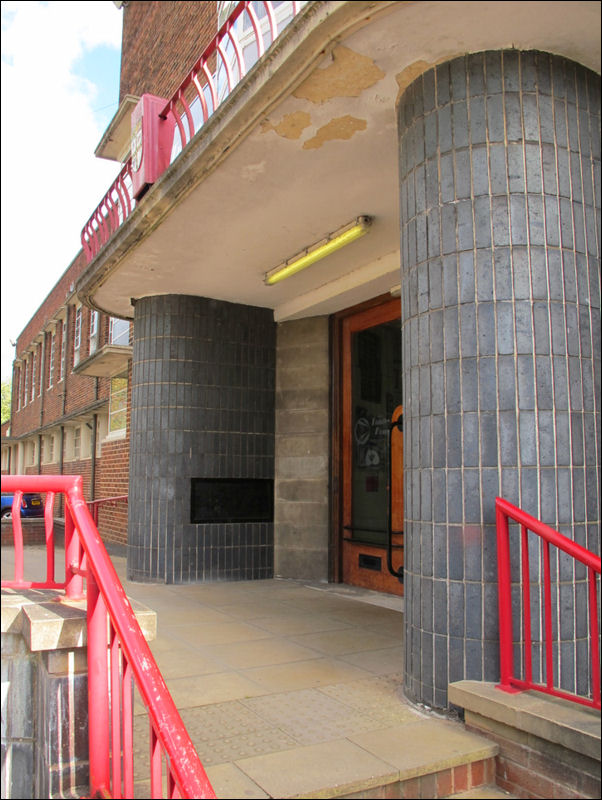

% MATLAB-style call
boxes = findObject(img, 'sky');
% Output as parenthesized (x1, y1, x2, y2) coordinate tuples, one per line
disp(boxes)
(1, 0, 123, 381)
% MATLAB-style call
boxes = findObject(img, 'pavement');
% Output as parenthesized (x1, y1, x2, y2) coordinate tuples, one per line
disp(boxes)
(2, 542, 516, 799)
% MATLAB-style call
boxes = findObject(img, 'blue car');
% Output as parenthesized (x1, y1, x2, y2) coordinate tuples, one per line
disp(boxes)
(1, 492, 45, 519)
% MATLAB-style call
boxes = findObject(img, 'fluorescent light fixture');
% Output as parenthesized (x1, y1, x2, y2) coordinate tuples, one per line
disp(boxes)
(264, 215, 372, 285)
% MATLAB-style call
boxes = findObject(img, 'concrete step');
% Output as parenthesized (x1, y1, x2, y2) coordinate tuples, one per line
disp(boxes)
(331, 720, 501, 799)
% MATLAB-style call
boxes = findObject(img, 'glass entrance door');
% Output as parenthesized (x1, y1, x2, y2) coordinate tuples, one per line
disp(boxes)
(341, 299, 404, 594)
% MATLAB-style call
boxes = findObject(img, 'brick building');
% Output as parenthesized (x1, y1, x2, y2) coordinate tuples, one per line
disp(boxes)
(1, 249, 132, 546)
(3, 0, 601, 722)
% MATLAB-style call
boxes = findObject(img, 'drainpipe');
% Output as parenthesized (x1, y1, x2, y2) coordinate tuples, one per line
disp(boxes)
(37, 433, 42, 475)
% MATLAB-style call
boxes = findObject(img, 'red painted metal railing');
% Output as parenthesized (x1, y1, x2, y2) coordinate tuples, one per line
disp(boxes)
(82, 0, 307, 262)
(89, 494, 129, 527)
(495, 496, 601, 710)
(1, 475, 216, 799)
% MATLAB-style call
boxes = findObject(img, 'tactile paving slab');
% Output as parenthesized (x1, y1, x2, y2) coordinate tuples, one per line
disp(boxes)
(319, 673, 420, 725)
(241, 687, 385, 745)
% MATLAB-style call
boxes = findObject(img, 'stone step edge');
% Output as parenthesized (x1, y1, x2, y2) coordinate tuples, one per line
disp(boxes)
(314, 754, 499, 799)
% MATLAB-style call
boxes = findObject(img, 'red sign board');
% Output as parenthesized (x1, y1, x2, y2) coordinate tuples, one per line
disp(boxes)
(131, 94, 175, 199)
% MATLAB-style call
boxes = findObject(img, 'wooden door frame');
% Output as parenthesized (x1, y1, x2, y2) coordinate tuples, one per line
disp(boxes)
(329, 294, 401, 583)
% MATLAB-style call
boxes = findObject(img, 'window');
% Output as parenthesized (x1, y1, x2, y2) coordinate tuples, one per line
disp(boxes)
(23, 359, 28, 406)
(59, 320, 66, 381)
(15, 369, 21, 411)
(47, 434, 54, 464)
(73, 427, 81, 460)
(74, 306, 82, 366)
(89, 310, 99, 354)
(37, 346, 42, 396)
(108, 376, 128, 437)
(109, 317, 130, 346)
(30, 348, 37, 402)
(48, 331, 56, 388)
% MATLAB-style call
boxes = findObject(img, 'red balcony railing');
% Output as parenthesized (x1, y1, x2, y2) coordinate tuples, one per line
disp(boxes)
(82, 0, 307, 262)
(1, 474, 216, 799)
(495, 496, 601, 710)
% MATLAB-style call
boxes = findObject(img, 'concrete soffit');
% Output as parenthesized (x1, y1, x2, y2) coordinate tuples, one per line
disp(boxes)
(75, 0, 401, 314)
(76, 0, 602, 321)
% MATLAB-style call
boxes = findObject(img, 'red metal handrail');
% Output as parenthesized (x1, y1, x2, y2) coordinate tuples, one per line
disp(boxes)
(81, 0, 306, 262)
(495, 496, 601, 710)
(89, 494, 128, 527)
(1, 474, 216, 799)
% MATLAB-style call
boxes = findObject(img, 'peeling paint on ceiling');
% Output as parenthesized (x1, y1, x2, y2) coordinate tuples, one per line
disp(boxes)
(260, 110, 312, 139)
(302, 115, 367, 150)
(294, 45, 385, 104)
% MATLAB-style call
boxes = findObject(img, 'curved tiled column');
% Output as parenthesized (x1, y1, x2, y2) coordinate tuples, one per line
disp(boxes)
(397, 52, 600, 709)
(127, 295, 275, 583)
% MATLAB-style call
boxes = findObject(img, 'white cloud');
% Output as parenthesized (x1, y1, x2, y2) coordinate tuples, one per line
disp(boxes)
(1, 1, 122, 379)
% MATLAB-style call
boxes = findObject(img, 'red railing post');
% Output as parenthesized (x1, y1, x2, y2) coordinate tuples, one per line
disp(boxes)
(11, 491, 24, 584)
(588, 567, 601, 707)
(44, 491, 56, 584)
(542, 540, 554, 690)
(87, 572, 111, 797)
(495, 495, 601, 710)
(520, 524, 533, 685)
(64, 504, 85, 600)
(495, 499, 516, 692)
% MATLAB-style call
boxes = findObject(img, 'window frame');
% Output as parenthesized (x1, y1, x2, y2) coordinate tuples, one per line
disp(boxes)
(73, 306, 82, 366)
(73, 426, 81, 460)
(107, 375, 128, 439)
(109, 317, 130, 347)
(48, 330, 56, 388)
(23, 358, 28, 407)
(59, 319, 66, 381)
(89, 310, 99, 355)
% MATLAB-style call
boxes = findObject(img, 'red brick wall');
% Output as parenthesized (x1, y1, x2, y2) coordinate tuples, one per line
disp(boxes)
(119, 1, 217, 101)
(95, 361, 132, 546)
(465, 719, 600, 799)
(11, 252, 116, 440)
(9, 249, 133, 547)
(96, 441, 129, 546)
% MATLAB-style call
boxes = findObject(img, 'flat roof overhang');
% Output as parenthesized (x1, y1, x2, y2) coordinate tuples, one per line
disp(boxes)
(73, 344, 133, 378)
(76, 0, 601, 323)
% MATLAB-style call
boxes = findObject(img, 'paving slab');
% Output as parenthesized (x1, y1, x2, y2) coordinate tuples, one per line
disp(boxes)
(348, 719, 498, 779)
(234, 738, 399, 799)
(204, 763, 269, 799)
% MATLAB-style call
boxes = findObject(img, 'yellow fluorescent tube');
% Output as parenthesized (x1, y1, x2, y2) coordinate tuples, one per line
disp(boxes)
(265, 216, 372, 285)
